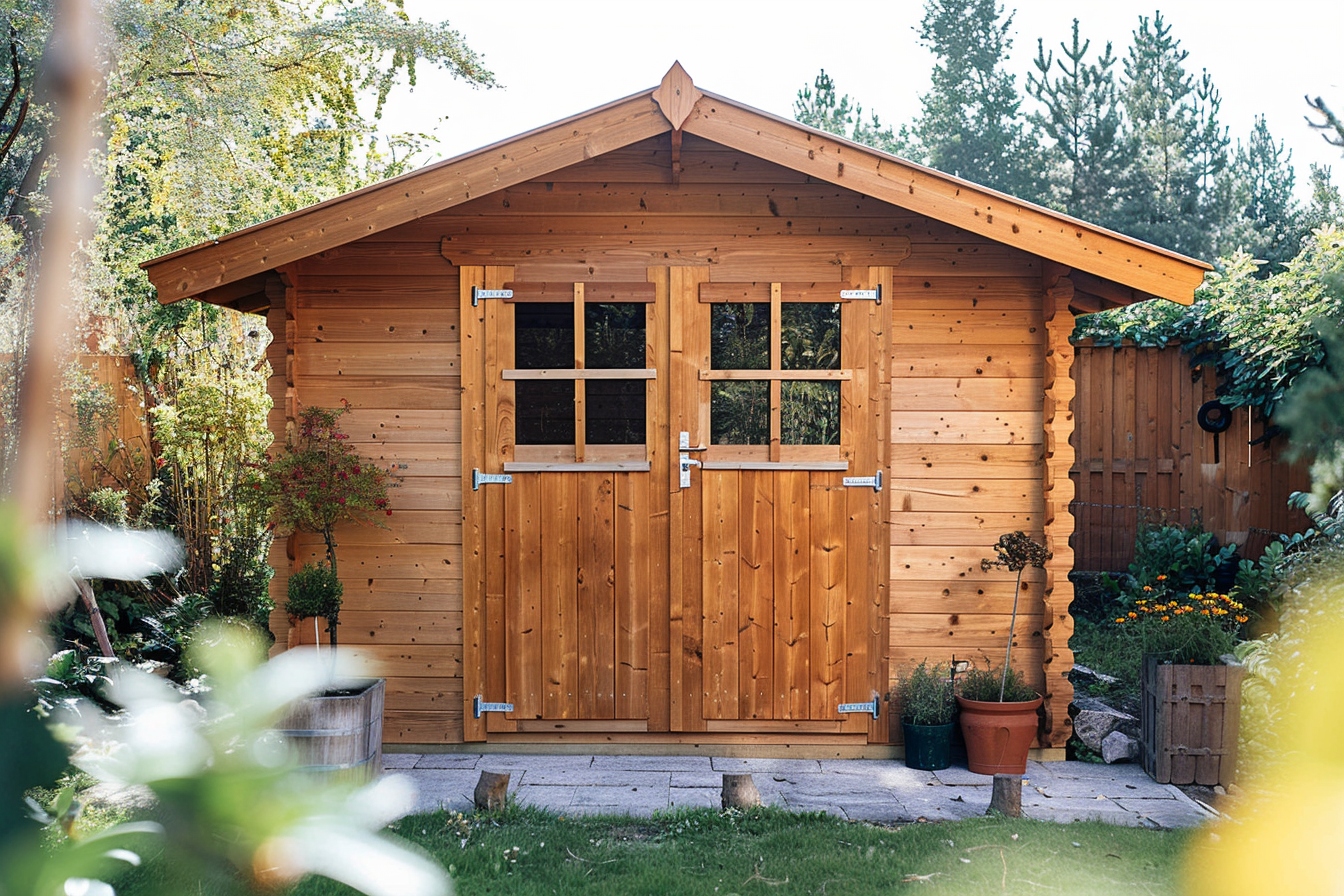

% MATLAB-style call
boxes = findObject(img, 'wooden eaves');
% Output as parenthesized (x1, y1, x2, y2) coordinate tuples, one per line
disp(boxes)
(142, 62, 1211, 311)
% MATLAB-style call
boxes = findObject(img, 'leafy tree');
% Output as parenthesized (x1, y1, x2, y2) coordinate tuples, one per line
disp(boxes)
(907, 0, 1042, 197)
(793, 69, 909, 156)
(1026, 19, 1126, 224)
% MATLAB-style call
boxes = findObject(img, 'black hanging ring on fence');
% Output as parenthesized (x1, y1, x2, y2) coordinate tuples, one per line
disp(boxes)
(1197, 399, 1232, 434)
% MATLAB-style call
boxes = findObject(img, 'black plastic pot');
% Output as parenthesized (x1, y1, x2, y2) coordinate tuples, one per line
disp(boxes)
(902, 720, 956, 771)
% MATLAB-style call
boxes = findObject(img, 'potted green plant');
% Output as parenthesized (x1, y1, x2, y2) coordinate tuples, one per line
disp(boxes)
(957, 531, 1050, 775)
(265, 404, 391, 780)
(285, 562, 343, 651)
(265, 402, 391, 650)
(893, 661, 957, 770)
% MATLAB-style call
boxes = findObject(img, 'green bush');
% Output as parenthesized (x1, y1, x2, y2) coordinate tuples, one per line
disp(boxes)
(1123, 521, 1236, 597)
(892, 661, 956, 725)
(285, 563, 343, 647)
(958, 666, 1038, 703)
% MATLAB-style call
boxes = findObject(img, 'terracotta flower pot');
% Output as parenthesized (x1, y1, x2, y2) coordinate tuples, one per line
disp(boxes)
(956, 694, 1044, 775)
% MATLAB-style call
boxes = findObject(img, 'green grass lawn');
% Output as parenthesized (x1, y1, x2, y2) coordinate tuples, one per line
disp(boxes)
(287, 805, 1190, 896)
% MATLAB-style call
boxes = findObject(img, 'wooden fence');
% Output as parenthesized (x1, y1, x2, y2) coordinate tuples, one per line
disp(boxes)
(1070, 342, 1312, 572)
(56, 355, 153, 508)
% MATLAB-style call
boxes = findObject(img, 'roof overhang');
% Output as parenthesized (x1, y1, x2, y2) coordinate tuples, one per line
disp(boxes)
(143, 62, 1210, 308)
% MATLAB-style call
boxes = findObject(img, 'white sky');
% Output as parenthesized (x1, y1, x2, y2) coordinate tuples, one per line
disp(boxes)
(384, 1, 1344, 198)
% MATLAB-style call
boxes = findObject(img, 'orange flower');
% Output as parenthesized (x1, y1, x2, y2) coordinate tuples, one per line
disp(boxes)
(1161, 615, 1170, 621)
(1156, 574, 1167, 581)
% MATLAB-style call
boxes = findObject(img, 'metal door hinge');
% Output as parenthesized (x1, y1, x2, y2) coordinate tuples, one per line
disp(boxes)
(837, 696, 881, 720)
(471, 287, 514, 306)
(840, 285, 882, 304)
(842, 470, 882, 492)
(472, 469, 513, 490)
(473, 695, 515, 718)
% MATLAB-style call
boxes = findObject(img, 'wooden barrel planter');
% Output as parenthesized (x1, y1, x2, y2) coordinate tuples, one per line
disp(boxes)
(278, 678, 385, 784)
(1140, 657, 1243, 787)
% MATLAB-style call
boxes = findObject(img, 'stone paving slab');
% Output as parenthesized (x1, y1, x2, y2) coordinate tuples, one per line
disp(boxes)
(411, 754, 484, 770)
(711, 758, 824, 774)
(518, 769, 671, 788)
(591, 755, 715, 773)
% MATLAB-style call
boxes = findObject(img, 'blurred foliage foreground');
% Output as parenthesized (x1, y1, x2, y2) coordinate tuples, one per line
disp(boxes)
(1, 507, 448, 896)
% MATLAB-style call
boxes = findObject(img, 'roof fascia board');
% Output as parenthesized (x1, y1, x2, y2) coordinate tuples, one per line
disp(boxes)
(681, 91, 1208, 305)
(145, 92, 672, 304)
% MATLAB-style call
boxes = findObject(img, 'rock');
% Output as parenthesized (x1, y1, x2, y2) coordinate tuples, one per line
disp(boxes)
(1073, 701, 1140, 752)
(1101, 731, 1140, 764)
(1073, 664, 1120, 686)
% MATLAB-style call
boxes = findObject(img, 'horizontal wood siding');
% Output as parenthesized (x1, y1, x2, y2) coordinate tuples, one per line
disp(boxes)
(285, 251, 464, 744)
(1071, 343, 1311, 571)
(889, 270, 1051, 713)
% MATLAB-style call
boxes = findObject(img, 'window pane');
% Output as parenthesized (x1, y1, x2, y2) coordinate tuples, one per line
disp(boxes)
(515, 302, 574, 369)
(585, 303, 645, 369)
(515, 380, 575, 444)
(781, 303, 841, 370)
(782, 381, 840, 445)
(711, 381, 769, 445)
(711, 303, 769, 370)
(586, 380, 645, 444)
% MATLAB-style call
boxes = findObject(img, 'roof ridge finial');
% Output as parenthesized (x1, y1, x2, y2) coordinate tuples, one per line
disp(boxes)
(653, 61, 702, 130)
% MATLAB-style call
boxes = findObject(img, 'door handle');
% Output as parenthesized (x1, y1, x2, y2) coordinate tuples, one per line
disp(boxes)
(679, 452, 701, 489)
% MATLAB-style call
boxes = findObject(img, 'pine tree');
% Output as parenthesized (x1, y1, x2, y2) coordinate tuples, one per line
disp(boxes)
(1026, 18, 1125, 224)
(908, 0, 1042, 198)
(1220, 116, 1303, 272)
(1117, 12, 1229, 257)
(793, 69, 909, 156)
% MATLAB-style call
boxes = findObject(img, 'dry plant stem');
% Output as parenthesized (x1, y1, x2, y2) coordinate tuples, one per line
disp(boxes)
(1000, 565, 1024, 701)
(76, 578, 114, 658)
(3, 0, 103, 693)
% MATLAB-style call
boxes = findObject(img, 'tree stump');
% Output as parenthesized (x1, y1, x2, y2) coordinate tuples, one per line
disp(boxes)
(474, 770, 510, 811)
(987, 774, 1022, 817)
(721, 773, 761, 809)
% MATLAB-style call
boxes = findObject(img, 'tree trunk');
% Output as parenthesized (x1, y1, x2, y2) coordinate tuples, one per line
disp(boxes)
(988, 774, 1022, 817)
(721, 773, 761, 809)
(474, 770, 510, 811)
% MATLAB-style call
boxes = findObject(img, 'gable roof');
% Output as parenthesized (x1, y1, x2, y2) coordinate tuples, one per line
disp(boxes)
(143, 62, 1210, 309)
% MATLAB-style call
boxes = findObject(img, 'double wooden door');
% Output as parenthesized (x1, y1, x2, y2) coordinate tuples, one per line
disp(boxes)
(462, 266, 888, 740)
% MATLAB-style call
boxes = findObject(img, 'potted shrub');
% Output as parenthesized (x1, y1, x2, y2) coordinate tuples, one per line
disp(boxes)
(265, 404, 391, 781)
(957, 531, 1050, 775)
(285, 562, 343, 651)
(893, 661, 957, 770)
(265, 402, 391, 650)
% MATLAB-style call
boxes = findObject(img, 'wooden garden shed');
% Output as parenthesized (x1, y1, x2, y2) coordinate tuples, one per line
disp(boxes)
(143, 64, 1210, 757)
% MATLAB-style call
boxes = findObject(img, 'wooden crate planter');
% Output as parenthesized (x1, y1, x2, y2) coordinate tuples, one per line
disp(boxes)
(278, 678, 385, 783)
(1141, 657, 1243, 786)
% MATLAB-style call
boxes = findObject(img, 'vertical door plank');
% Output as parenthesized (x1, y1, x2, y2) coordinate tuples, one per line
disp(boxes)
(810, 479, 847, 722)
(541, 473, 579, 718)
(737, 469, 775, 719)
(646, 267, 672, 731)
(578, 472, 617, 718)
(702, 469, 741, 720)
(460, 266, 487, 740)
(774, 471, 811, 720)
(669, 265, 710, 732)
(615, 472, 651, 719)
(863, 266, 893, 741)
(482, 267, 515, 732)
(508, 473, 543, 721)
